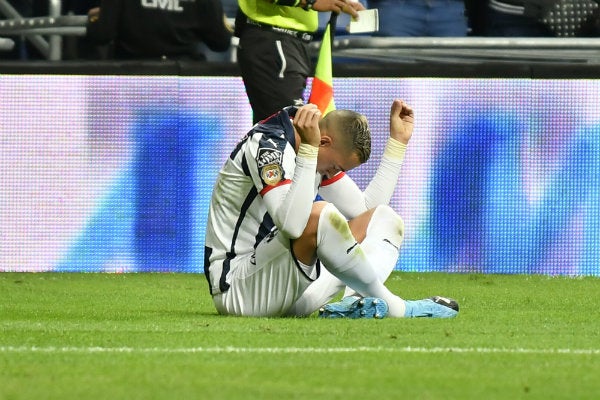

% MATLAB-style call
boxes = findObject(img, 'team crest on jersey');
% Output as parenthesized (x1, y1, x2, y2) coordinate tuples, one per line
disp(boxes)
(261, 164, 283, 186)
(257, 147, 282, 169)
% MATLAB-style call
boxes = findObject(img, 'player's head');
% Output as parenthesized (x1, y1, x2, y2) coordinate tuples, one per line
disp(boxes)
(316, 109, 371, 177)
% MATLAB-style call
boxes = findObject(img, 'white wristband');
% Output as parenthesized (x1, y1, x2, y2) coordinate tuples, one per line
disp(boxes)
(383, 137, 407, 161)
(297, 143, 319, 159)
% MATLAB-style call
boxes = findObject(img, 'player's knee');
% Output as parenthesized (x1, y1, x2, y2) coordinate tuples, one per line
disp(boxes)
(306, 200, 327, 227)
(311, 201, 329, 215)
(381, 204, 404, 237)
(369, 205, 404, 244)
(316, 202, 354, 242)
(300, 201, 329, 238)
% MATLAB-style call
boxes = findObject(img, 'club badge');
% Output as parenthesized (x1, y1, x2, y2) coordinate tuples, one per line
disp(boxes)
(257, 148, 282, 168)
(261, 164, 283, 186)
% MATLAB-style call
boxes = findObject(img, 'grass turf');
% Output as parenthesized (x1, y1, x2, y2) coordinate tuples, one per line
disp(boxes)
(1, 272, 599, 399)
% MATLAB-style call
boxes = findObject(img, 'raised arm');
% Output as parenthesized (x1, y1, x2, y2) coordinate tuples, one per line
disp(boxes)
(389, 99, 414, 145)
(362, 99, 413, 207)
(261, 105, 322, 239)
(318, 99, 413, 217)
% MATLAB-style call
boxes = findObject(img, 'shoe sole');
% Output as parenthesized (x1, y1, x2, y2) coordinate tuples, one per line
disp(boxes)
(431, 296, 459, 312)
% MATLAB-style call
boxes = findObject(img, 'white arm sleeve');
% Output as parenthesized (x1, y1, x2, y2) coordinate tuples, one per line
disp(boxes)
(364, 138, 407, 207)
(318, 138, 407, 219)
(262, 144, 319, 239)
(318, 173, 368, 219)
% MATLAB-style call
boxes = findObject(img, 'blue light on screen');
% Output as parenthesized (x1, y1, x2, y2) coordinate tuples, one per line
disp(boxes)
(0, 76, 598, 275)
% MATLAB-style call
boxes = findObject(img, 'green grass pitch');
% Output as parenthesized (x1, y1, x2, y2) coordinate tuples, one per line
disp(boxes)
(1, 272, 599, 399)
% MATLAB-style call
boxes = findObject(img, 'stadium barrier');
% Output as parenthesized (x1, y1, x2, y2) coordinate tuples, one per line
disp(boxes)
(325, 36, 600, 63)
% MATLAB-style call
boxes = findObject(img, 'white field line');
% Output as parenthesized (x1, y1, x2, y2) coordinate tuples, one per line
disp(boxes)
(1, 346, 599, 355)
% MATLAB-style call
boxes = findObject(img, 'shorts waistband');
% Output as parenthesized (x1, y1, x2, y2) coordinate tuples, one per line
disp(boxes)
(245, 18, 314, 42)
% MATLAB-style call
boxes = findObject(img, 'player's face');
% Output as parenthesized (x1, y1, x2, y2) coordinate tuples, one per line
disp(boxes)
(317, 146, 361, 178)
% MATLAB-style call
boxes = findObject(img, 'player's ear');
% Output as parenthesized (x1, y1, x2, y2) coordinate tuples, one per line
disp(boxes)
(319, 136, 332, 147)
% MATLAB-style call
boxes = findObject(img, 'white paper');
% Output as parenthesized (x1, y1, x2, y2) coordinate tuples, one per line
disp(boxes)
(347, 9, 379, 34)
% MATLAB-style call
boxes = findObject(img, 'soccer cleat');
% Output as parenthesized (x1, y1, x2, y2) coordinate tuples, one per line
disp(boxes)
(319, 296, 389, 319)
(403, 296, 459, 318)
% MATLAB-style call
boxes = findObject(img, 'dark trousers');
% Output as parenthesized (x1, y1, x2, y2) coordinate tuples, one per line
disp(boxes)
(237, 24, 311, 124)
(484, 7, 555, 37)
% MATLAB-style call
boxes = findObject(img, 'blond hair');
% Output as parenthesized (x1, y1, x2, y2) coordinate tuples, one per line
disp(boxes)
(321, 110, 371, 163)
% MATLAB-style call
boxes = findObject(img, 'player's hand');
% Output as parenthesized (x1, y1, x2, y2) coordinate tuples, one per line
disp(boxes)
(88, 7, 100, 22)
(389, 99, 414, 145)
(294, 104, 322, 147)
(312, 0, 364, 19)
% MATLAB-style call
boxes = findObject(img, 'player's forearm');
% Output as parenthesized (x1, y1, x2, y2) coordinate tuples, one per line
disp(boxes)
(364, 138, 407, 207)
(268, 144, 319, 238)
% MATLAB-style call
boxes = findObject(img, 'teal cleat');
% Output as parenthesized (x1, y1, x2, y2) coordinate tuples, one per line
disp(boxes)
(319, 296, 389, 319)
(404, 296, 459, 318)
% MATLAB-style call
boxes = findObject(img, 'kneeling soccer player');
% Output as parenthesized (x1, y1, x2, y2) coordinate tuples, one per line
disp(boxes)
(204, 99, 458, 318)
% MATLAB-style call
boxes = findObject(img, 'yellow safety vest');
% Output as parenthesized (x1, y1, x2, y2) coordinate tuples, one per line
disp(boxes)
(239, 0, 318, 32)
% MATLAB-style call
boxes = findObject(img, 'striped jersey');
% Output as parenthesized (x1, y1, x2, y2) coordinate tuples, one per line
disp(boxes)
(204, 107, 315, 295)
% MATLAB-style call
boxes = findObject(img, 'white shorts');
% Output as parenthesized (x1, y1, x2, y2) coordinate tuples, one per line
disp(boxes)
(212, 230, 319, 317)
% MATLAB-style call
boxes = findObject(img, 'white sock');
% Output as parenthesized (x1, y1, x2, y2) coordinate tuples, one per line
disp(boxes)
(316, 204, 407, 317)
(343, 204, 404, 297)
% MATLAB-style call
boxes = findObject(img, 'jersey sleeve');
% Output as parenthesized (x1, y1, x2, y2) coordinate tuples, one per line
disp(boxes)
(318, 172, 368, 219)
(246, 131, 318, 239)
(318, 138, 407, 218)
(363, 138, 406, 207)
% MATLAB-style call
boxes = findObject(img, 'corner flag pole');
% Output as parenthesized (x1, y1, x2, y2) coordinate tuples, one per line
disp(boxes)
(308, 13, 338, 116)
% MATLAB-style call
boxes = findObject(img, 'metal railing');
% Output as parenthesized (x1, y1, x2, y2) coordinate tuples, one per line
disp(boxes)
(0, 15, 86, 35)
(315, 36, 600, 64)
(0, 0, 71, 60)
(0, 35, 13, 51)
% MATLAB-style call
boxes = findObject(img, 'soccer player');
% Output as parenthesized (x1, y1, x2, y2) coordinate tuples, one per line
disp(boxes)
(204, 100, 459, 318)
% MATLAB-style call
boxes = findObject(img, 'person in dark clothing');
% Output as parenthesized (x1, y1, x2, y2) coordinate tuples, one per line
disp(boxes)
(86, 0, 232, 60)
(368, 0, 468, 37)
(483, 0, 555, 36)
(481, 0, 599, 37)
(235, 0, 364, 124)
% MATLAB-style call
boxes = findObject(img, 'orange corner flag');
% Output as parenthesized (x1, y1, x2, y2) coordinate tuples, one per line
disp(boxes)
(309, 14, 337, 116)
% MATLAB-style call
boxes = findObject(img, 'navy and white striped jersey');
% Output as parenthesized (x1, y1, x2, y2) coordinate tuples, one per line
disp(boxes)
(204, 107, 314, 295)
